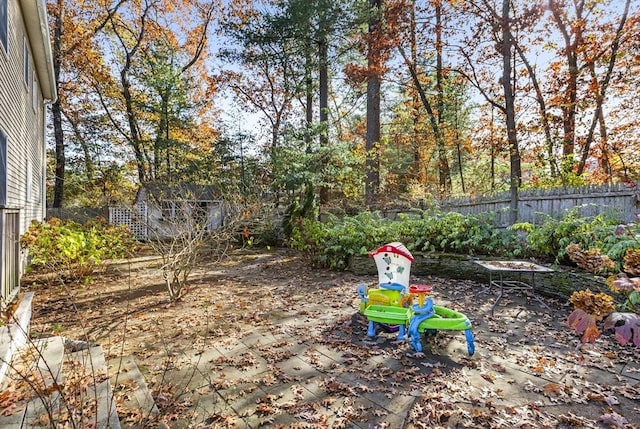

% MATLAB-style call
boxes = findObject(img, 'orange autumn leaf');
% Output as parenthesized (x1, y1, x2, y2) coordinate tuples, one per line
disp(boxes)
(567, 308, 601, 343)
(543, 382, 562, 397)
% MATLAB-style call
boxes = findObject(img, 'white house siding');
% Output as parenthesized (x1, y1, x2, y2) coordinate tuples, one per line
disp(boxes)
(0, 0, 47, 230)
(1, 0, 53, 307)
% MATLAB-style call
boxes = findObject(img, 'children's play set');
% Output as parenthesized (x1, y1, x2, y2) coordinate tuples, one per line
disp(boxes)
(356, 242, 475, 356)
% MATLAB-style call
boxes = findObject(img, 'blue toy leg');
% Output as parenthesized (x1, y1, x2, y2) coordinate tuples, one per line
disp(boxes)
(465, 329, 475, 356)
(398, 325, 407, 341)
(367, 321, 377, 338)
(356, 284, 368, 301)
(411, 332, 422, 352)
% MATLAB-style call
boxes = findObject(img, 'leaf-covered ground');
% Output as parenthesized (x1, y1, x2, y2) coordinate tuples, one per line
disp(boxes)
(26, 247, 640, 428)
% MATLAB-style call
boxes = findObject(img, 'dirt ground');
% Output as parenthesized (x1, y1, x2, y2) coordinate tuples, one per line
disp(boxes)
(24, 247, 640, 428)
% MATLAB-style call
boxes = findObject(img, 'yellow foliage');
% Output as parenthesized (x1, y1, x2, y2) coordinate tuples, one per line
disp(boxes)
(569, 289, 615, 321)
(623, 248, 640, 276)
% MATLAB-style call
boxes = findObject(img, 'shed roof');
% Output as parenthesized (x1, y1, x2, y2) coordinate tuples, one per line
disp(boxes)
(137, 183, 221, 202)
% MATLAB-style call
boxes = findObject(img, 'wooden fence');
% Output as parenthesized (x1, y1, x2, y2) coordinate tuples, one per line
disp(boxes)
(46, 183, 640, 229)
(440, 183, 640, 227)
(46, 207, 108, 223)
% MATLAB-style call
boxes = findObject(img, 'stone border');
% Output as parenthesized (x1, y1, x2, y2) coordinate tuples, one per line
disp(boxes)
(349, 253, 611, 300)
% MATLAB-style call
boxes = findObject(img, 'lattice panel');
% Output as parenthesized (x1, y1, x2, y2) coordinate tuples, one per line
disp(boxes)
(109, 204, 148, 240)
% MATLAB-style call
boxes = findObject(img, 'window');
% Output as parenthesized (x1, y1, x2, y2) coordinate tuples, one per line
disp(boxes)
(32, 75, 37, 111)
(160, 200, 175, 220)
(0, 130, 7, 206)
(26, 160, 32, 202)
(0, 0, 7, 54)
(24, 37, 30, 87)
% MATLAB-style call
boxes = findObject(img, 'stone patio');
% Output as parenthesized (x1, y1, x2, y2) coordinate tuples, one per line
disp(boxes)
(105, 276, 640, 428)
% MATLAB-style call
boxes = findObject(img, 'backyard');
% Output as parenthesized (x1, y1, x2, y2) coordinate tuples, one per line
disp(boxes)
(23, 246, 640, 428)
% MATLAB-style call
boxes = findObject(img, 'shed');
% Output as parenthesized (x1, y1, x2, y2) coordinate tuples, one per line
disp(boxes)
(109, 183, 223, 240)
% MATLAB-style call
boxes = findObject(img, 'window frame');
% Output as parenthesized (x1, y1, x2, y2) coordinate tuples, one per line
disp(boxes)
(0, 129, 7, 207)
(23, 37, 30, 88)
(26, 159, 32, 203)
(0, 0, 7, 56)
(32, 74, 37, 111)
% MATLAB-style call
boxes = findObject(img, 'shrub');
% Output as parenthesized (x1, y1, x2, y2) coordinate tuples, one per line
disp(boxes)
(20, 217, 136, 281)
(515, 209, 620, 262)
(289, 210, 524, 269)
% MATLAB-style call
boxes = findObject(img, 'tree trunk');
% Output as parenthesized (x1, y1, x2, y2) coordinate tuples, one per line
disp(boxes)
(549, 0, 583, 170)
(490, 107, 495, 191)
(305, 43, 313, 152)
(576, 0, 630, 177)
(65, 112, 94, 182)
(365, 0, 382, 207)
(513, 42, 558, 178)
(51, 0, 64, 208)
(501, 0, 520, 224)
(365, 78, 381, 206)
(123, 80, 147, 182)
(398, 45, 449, 198)
(52, 103, 65, 208)
(454, 108, 465, 193)
(435, 0, 451, 195)
(409, 0, 424, 185)
(318, 33, 329, 204)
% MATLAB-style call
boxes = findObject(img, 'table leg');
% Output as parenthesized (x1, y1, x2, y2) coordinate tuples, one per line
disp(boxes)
(475, 270, 493, 297)
(527, 272, 551, 311)
(490, 272, 504, 315)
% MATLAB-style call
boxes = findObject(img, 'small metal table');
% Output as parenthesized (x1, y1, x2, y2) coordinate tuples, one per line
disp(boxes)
(474, 260, 553, 314)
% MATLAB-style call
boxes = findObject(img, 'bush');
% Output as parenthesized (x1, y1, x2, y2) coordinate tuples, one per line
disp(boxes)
(514, 208, 621, 262)
(289, 211, 525, 269)
(20, 217, 136, 281)
(290, 212, 391, 269)
(414, 212, 523, 256)
(289, 208, 633, 271)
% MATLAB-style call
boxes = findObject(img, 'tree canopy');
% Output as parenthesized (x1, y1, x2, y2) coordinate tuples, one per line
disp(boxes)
(48, 0, 640, 216)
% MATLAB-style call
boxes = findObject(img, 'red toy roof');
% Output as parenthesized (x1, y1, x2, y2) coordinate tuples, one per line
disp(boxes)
(368, 242, 415, 262)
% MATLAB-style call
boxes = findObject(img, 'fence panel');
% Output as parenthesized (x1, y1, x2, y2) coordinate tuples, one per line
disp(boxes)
(440, 183, 639, 227)
(109, 204, 148, 240)
(46, 207, 108, 222)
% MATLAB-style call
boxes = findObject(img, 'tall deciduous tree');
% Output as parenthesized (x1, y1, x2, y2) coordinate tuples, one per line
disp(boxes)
(500, 0, 520, 223)
(546, 0, 634, 179)
(365, 0, 382, 206)
(397, 0, 452, 196)
(454, 0, 527, 221)
(47, 0, 127, 207)
(574, 0, 632, 177)
(221, 6, 298, 201)
(49, 0, 220, 206)
(95, 0, 217, 184)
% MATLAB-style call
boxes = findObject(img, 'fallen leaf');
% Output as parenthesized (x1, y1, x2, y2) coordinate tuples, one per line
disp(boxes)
(599, 411, 628, 428)
(567, 309, 601, 343)
(604, 395, 620, 406)
(480, 372, 495, 383)
(603, 312, 640, 346)
(543, 383, 562, 397)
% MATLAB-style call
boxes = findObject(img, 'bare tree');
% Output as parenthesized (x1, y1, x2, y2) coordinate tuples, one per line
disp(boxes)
(132, 194, 256, 302)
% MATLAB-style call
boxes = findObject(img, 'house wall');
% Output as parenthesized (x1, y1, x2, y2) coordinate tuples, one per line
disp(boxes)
(0, 0, 47, 230)
(1, 0, 50, 307)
